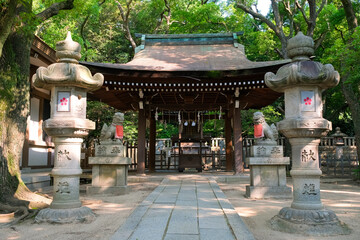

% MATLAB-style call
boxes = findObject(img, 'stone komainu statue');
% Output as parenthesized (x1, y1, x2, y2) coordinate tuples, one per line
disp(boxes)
(100, 112, 124, 142)
(253, 112, 278, 143)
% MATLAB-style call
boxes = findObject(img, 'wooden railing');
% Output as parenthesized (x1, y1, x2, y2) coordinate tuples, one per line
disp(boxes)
(320, 137, 356, 146)
(84, 135, 356, 171)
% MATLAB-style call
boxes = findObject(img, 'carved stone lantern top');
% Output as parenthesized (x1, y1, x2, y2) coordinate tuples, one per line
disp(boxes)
(287, 31, 314, 61)
(56, 31, 82, 63)
(31, 32, 104, 138)
(32, 32, 104, 91)
(265, 32, 340, 92)
(331, 127, 348, 146)
(331, 127, 348, 137)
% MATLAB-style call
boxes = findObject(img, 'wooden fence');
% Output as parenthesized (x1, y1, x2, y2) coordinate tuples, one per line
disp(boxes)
(82, 136, 357, 177)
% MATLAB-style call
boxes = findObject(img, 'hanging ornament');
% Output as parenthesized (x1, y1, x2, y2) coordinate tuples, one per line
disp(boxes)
(155, 107, 159, 121)
(160, 110, 164, 124)
(219, 106, 222, 120)
(178, 111, 181, 125)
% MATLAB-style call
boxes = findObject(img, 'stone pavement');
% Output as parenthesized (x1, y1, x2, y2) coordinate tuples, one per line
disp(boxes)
(111, 175, 254, 240)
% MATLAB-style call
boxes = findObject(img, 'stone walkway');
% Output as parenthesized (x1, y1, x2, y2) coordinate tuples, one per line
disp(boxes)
(111, 175, 254, 240)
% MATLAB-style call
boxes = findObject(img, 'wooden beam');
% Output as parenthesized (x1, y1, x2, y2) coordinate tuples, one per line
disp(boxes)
(233, 106, 244, 174)
(148, 116, 156, 172)
(225, 110, 233, 171)
(174, 93, 179, 105)
(137, 108, 146, 175)
(213, 92, 219, 105)
(159, 92, 166, 105)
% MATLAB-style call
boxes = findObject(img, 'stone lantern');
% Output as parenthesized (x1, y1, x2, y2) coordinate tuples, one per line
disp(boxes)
(331, 127, 347, 146)
(265, 32, 349, 235)
(32, 32, 104, 223)
(331, 127, 348, 160)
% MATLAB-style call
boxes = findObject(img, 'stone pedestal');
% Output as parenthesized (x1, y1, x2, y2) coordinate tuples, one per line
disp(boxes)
(32, 32, 103, 224)
(246, 145, 292, 199)
(87, 142, 131, 195)
(265, 32, 350, 235)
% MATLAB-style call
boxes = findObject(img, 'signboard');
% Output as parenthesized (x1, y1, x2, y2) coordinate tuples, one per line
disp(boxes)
(57, 91, 70, 112)
(301, 90, 315, 112)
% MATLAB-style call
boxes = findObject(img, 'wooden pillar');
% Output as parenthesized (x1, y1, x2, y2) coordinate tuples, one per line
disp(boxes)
(233, 106, 244, 174)
(225, 110, 233, 171)
(137, 108, 146, 174)
(21, 139, 29, 169)
(148, 115, 156, 172)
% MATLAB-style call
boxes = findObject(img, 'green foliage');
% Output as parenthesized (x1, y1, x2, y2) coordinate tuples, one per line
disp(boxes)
(203, 119, 225, 137)
(318, 2, 360, 136)
(241, 103, 284, 138)
(86, 101, 141, 143)
(86, 101, 116, 142)
(353, 167, 360, 180)
(241, 30, 280, 61)
(156, 121, 178, 138)
(123, 111, 139, 140)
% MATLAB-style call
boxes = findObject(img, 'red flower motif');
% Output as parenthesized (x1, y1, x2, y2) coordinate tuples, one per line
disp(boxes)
(60, 97, 68, 106)
(304, 97, 312, 105)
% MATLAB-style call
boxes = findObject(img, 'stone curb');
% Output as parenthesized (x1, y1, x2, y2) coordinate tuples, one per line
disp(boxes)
(209, 177, 255, 240)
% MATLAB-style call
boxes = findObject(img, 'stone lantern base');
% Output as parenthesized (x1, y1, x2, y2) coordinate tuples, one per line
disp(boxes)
(245, 145, 292, 199)
(270, 207, 351, 236)
(35, 206, 95, 224)
(86, 142, 131, 195)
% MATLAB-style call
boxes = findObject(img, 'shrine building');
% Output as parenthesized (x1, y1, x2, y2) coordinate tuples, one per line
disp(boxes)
(24, 33, 290, 173)
(81, 33, 290, 174)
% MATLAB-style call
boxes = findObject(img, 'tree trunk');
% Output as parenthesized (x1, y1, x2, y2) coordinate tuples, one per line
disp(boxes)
(341, 0, 358, 30)
(0, 32, 51, 207)
(0, 0, 17, 58)
(339, 0, 360, 163)
(341, 79, 360, 163)
(0, 0, 74, 210)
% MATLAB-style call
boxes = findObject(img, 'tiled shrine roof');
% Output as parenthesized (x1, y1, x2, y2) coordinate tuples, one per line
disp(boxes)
(82, 33, 289, 72)
(29, 33, 290, 111)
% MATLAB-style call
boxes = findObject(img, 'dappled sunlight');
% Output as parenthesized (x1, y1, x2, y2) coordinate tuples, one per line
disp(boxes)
(327, 202, 360, 208)
(125, 45, 250, 71)
(7, 237, 20, 240)
(235, 207, 257, 217)
(199, 209, 224, 218)
(321, 189, 360, 195)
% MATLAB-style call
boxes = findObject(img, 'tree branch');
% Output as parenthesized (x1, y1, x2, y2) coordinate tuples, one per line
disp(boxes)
(36, 0, 74, 21)
(314, 31, 328, 50)
(295, 0, 309, 25)
(334, 26, 346, 44)
(115, 0, 136, 52)
(80, 15, 89, 59)
(317, 0, 327, 16)
(236, 2, 279, 35)
(341, 0, 358, 31)
(271, 0, 283, 30)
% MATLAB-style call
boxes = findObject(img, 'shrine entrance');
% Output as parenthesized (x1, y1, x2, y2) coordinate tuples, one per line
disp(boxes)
(82, 33, 289, 174)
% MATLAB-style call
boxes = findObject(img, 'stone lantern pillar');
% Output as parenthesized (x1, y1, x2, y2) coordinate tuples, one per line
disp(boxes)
(32, 32, 104, 223)
(265, 32, 350, 235)
(331, 127, 348, 160)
